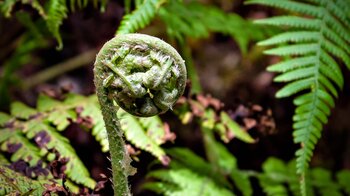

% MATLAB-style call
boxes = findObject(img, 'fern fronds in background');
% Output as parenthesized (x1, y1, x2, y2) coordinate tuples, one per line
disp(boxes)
(144, 147, 350, 196)
(0, 0, 107, 50)
(116, 0, 273, 53)
(143, 148, 236, 196)
(46, 0, 68, 50)
(0, 0, 46, 18)
(246, 0, 350, 195)
(159, 0, 273, 54)
(258, 158, 350, 196)
(117, 0, 167, 34)
(0, 165, 58, 195)
(0, 93, 174, 193)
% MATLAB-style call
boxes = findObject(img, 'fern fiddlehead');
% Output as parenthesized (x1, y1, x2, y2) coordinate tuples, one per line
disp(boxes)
(94, 33, 186, 195)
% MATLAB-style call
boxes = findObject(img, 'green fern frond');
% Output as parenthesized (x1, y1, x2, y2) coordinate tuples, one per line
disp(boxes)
(248, 0, 350, 195)
(247, 2, 350, 193)
(10, 102, 37, 120)
(77, 95, 110, 152)
(0, 129, 42, 167)
(145, 168, 234, 196)
(37, 95, 77, 131)
(0, 0, 16, 17)
(46, 0, 68, 50)
(160, 0, 270, 53)
(118, 110, 171, 165)
(166, 148, 230, 188)
(257, 157, 350, 196)
(116, 0, 166, 34)
(144, 146, 350, 196)
(0, 165, 52, 195)
(1, 93, 174, 190)
(25, 121, 96, 188)
(336, 170, 350, 195)
(68, 0, 107, 12)
(311, 168, 342, 196)
(0, 0, 46, 18)
(145, 146, 253, 196)
(258, 158, 292, 196)
(219, 111, 255, 143)
(254, 16, 320, 29)
(0, 113, 12, 126)
(69, 0, 88, 11)
(0, 153, 9, 165)
(201, 121, 253, 196)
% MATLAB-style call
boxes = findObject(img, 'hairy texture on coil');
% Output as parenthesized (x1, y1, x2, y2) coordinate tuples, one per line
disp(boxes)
(95, 34, 187, 117)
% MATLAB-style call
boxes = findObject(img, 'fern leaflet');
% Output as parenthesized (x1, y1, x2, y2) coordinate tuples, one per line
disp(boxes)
(46, 0, 68, 50)
(116, 0, 166, 34)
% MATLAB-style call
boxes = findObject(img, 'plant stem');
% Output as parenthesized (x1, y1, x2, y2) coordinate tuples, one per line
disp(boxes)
(94, 79, 131, 196)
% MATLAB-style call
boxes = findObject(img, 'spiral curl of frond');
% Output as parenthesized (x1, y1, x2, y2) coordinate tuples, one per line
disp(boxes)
(94, 33, 187, 117)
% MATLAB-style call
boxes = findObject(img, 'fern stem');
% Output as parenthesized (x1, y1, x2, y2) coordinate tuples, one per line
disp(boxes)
(94, 86, 131, 196)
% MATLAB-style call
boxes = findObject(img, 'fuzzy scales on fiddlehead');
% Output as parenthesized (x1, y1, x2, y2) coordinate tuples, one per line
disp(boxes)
(94, 34, 186, 195)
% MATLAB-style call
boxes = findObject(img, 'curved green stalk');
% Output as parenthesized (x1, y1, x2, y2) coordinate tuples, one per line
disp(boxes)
(93, 34, 186, 195)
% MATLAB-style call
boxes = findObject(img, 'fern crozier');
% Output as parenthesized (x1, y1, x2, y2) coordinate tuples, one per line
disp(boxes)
(95, 34, 187, 117)
(94, 33, 186, 195)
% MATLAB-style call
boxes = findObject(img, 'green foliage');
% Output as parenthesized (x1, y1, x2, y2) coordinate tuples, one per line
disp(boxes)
(336, 170, 350, 195)
(219, 111, 255, 143)
(258, 158, 349, 196)
(144, 148, 235, 196)
(0, 0, 106, 50)
(116, 0, 167, 34)
(46, 0, 68, 50)
(0, 165, 57, 195)
(145, 147, 350, 196)
(246, 0, 350, 194)
(116, 0, 272, 53)
(0, 129, 43, 167)
(174, 95, 255, 144)
(0, 14, 48, 109)
(0, 0, 46, 18)
(1, 95, 96, 189)
(159, 0, 272, 53)
(69, 0, 108, 12)
(118, 110, 173, 165)
(144, 106, 255, 196)
(0, 93, 174, 193)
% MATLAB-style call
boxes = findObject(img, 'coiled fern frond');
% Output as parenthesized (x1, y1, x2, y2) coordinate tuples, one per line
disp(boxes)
(246, 0, 350, 195)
